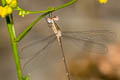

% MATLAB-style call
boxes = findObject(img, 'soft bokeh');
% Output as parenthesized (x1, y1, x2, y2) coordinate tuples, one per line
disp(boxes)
(0, 0, 120, 80)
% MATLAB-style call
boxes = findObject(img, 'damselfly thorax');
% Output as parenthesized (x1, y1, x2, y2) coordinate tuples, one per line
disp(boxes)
(46, 16, 62, 45)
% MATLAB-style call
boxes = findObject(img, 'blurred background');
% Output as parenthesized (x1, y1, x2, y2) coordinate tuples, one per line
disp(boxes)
(0, 0, 120, 80)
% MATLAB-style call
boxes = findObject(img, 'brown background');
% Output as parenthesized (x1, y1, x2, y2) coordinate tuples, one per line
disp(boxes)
(0, 0, 120, 80)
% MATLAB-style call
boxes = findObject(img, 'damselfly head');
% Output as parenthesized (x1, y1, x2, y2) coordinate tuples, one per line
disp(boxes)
(47, 16, 59, 24)
(47, 18, 54, 24)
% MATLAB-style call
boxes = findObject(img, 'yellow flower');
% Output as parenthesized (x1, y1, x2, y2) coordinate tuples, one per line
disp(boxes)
(0, 6, 12, 18)
(5, 6, 13, 14)
(6, 0, 12, 4)
(99, 0, 108, 4)
(6, 0, 18, 8)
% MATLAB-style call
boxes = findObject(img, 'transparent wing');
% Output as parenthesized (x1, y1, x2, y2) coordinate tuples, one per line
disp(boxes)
(19, 34, 55, 58)
(19, 30, 116, 75)
(19, 34, 59, 73)
(21, 39, 65, 80)
(63, 30, 115, 44)
(62, 30, 116, 58)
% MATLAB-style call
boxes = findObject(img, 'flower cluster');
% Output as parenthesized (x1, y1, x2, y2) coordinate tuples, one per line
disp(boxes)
(6, 0, 18, 8)
(99, 0, 108, 4)
(0, 0, 18, 18)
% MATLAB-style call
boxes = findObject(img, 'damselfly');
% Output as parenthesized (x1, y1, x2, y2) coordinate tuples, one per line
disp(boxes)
(19, 14, 115, 80)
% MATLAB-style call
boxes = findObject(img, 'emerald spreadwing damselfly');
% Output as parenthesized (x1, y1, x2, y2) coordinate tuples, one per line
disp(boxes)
(19, 14, 116, 80)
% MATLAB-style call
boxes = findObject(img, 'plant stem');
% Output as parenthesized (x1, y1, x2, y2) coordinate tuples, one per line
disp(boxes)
(15, 0, 77, 15)
(6, 15, 24, 80)
(55, 0, 78, 10)
(1, 0, 23, 80)
(6, 15, 23, 80)
(15, 6, 54, 14)
(1, 0, 6, 6)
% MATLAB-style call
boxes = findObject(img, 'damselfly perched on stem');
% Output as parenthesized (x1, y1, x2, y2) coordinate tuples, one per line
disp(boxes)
(19, 14, 116, 80)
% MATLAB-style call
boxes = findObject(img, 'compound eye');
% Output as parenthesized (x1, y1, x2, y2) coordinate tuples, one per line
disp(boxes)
(47, 18, 53, 24)
(53, 16, 59, 21)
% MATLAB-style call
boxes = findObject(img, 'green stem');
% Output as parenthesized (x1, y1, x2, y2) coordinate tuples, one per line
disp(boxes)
(15, 6, 54, 14)
(28, 9, 53, 14)
(16, 0, 77, 15)
(6, 15, 24, 80)
(55, 0, 78, 10)
(1, 0, 24, 80)
(1, 0, 6, 6)
(16, 0, 78, 42)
